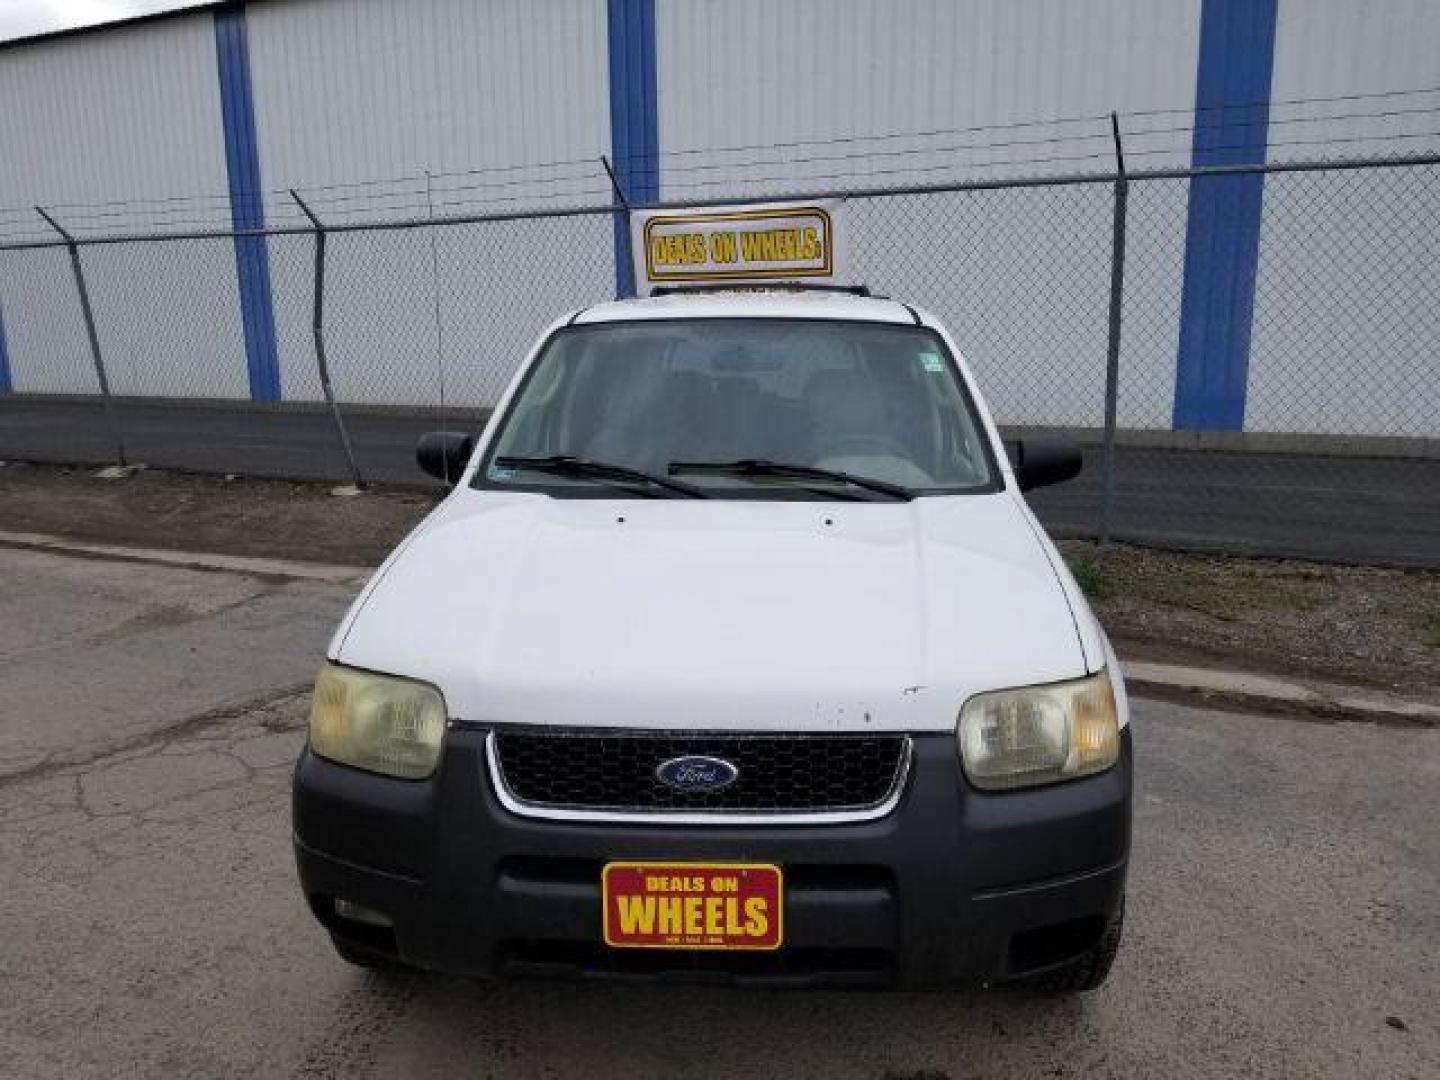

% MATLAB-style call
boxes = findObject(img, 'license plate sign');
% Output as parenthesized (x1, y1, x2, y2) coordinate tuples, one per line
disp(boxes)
(602, 862, 783, 951)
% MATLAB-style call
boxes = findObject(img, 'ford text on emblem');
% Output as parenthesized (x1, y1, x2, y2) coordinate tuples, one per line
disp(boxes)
(655, 755, 740, 793)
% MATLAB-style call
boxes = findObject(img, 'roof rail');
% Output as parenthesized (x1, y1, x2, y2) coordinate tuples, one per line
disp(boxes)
(649, 283, 874, 298)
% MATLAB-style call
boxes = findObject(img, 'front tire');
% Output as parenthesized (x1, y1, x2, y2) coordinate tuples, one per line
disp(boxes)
(330, 934, 408, 973)
(1007, 900, 1124, 993)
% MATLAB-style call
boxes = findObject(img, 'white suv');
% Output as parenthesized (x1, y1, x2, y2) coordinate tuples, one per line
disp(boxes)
(293, 287, 1131, 991)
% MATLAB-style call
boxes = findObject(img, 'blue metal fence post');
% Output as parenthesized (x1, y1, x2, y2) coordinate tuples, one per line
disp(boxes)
(214, 2, 282, 402)
(1172, 0, 1279, 431)
(0, 298, 12, 394)
(607, 0, 659, 298)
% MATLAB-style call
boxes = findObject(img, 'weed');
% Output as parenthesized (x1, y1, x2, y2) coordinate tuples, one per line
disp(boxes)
(1421, 610, 1440, 648)
(1069, 559, 1119, 602)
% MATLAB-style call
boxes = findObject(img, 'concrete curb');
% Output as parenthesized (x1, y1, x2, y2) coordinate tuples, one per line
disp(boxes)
(3, 528, 1435, 726)
(1123, 661, 1440, 727)
(0, 530, 372, 585)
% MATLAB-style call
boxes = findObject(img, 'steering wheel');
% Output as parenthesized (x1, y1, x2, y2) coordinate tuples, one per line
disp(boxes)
(817, 434, 910, 459)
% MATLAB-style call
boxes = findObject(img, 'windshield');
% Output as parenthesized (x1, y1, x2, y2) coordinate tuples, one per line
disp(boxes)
(477, 318, 1000, 498)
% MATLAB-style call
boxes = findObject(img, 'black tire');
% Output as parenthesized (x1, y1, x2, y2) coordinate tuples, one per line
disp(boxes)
(1007, 900, 1125, 993)
(330, 934, 408, 973)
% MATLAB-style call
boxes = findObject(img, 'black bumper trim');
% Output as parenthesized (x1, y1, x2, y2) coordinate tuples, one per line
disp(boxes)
(294, 727, 1132, 989)
(293, 835, 423, 885)
(971, 856, 1129, 900)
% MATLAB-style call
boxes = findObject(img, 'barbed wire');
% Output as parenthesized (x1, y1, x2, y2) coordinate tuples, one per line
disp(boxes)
(1124, 125, 1440, 161)
(3, 81, 1440, 241)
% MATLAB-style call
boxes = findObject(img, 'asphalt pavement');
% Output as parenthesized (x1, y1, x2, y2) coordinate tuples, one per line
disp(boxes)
(3, 397, 1437, 566)
(1, 543, 1436, 1079)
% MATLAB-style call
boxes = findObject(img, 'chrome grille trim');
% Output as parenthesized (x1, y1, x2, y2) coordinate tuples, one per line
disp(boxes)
(485, 731, 913, 826)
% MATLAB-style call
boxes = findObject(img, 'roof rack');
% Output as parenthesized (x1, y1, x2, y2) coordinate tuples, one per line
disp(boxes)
(649, 283, 874, 298)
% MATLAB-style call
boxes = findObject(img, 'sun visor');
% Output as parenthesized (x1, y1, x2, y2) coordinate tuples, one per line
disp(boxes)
(630, 200, 850, 297)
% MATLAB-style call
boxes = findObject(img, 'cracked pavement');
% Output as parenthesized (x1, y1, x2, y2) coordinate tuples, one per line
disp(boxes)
(0, 544, 1437, 1079)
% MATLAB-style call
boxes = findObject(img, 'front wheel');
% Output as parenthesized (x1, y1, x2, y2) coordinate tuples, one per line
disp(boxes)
(1006, 900, 1125, 993)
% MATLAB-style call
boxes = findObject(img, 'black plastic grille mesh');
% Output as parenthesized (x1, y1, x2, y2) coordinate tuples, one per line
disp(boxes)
(492, 732, 908, 813)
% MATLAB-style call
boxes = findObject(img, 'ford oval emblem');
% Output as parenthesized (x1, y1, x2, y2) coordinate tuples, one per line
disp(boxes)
(655, 755, 739, 793)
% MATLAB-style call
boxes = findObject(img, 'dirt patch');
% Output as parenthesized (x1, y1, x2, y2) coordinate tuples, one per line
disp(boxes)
(1062, 539, 1440, 698)
(4, 461, 1437, 698)
(0, 462, 437, 566)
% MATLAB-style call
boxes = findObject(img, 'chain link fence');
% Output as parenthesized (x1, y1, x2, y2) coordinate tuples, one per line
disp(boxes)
(0, 156, 1436, 566)
(1100, 162, 1440, 565)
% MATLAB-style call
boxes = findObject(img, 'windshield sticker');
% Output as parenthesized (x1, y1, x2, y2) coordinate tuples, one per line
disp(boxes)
(489, 465, 517, 481)
(918, 351, 946, 373)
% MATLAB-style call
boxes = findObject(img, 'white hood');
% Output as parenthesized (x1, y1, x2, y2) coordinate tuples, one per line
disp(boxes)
(334, 491, 1089, 733)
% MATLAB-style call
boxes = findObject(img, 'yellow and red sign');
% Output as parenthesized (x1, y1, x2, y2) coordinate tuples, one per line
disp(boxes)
(631, 200, 846, 295)
(602, 861, 783, 951)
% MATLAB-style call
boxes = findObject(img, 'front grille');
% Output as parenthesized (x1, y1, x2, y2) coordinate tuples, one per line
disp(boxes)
(490, 730, 910, 818)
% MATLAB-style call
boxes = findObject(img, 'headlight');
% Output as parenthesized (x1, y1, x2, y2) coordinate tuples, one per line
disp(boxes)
(958, 670, 1119, 791)
(308, 663, 447, 779)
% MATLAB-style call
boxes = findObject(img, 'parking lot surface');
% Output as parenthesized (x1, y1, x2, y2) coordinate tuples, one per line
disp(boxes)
(1, 544, 1436, 1079)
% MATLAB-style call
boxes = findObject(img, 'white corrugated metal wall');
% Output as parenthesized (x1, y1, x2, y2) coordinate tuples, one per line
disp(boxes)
(654, 0, 1201, 430)
(0, 14, 247, 398)
(0, 0, 1435, 435)
(246, 0, 614, 406)
(1249, 0, 1440, 436)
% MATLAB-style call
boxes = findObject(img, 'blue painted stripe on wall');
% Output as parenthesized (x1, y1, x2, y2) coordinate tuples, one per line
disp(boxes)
(607, 0, 659, 298)
(214, 3, 281, 402)
(0, 300, 12, 394)
(1172, 0, 1278, 431)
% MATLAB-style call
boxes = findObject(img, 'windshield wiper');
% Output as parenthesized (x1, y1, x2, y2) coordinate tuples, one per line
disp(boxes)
(668, 459, 914, 501)
(494, 455, 709, 498)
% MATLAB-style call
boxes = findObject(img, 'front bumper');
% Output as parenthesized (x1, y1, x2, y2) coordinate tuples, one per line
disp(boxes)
(293, 727, 1132, 989)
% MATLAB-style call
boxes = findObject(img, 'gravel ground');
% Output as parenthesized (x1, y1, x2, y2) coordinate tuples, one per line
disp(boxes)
(0, 461, 436, 566)
(1064, 540, 1440, 698)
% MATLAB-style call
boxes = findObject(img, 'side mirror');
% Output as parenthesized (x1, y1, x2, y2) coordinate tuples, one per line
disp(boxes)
(1011, 434, 1082, 491)
(416, 431, 475, 483)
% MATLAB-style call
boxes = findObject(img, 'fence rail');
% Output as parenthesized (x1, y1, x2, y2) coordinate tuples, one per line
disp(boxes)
(1, 153, 1437, 568)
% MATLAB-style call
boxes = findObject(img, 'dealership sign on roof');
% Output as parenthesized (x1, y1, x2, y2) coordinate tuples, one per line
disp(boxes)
(631, 201, 848, 295)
